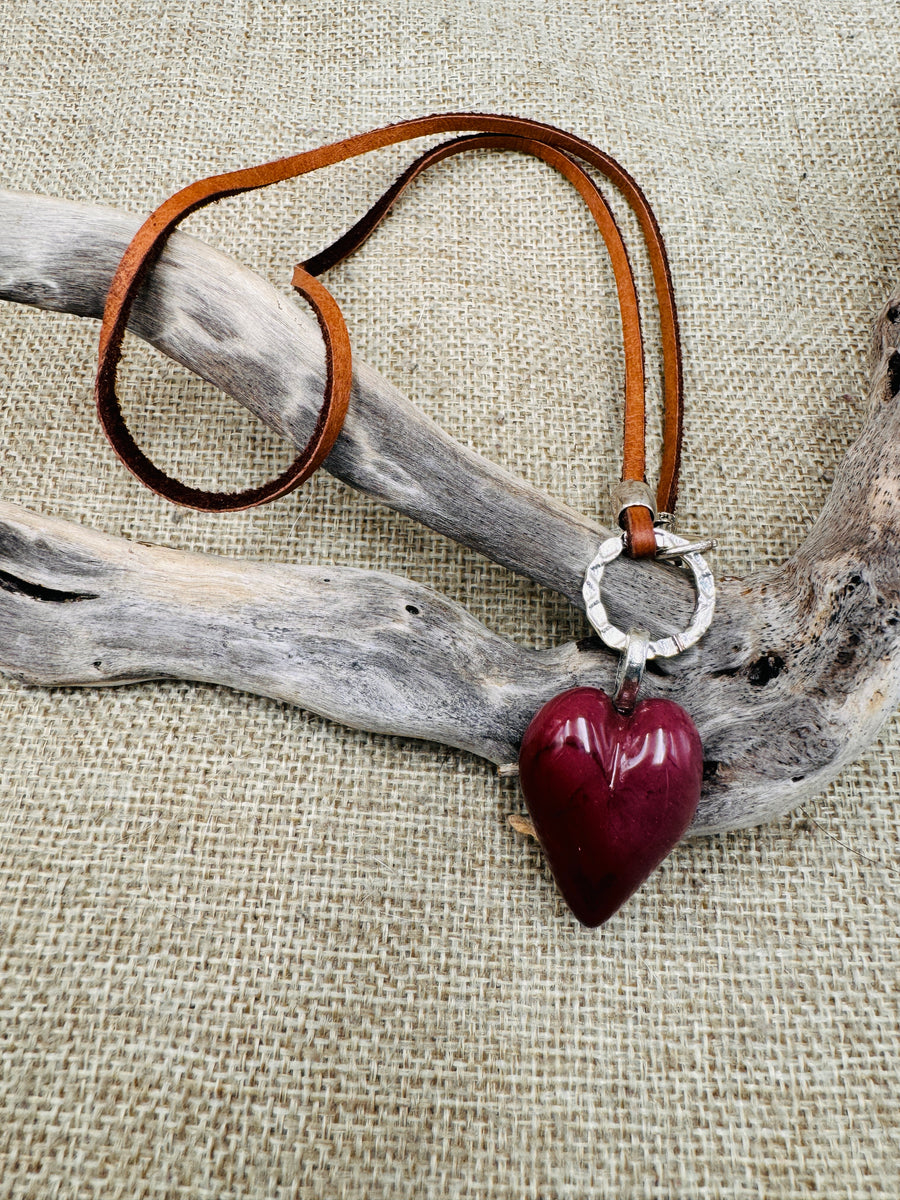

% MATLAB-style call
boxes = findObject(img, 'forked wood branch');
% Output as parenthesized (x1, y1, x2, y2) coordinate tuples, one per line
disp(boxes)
(1, 190, 899, 835)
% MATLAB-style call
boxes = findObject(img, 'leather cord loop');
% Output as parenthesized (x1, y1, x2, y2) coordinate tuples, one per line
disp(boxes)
(97, 262, 351, 511)
(300, 132, 646, 480)
(96, 112, 684, 549)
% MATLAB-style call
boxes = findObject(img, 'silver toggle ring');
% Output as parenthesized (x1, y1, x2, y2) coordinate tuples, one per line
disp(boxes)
(582, 528, 716, 659)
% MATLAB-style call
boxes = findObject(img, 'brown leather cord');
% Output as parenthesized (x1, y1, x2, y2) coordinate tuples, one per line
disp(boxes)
(96, 112, 683, 553)
(302, 134, 649, 483)
(97, 264, 351, 511)
(298, 131, 658, 557)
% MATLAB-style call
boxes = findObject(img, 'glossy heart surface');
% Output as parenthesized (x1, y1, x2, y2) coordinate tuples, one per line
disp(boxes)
(518, 686, 703, 927)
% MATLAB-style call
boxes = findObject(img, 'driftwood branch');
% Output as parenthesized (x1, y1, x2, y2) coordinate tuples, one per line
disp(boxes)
(0, 190, 689, 633)
(0, 501, 616, 766)
(2, 189, 900, 835)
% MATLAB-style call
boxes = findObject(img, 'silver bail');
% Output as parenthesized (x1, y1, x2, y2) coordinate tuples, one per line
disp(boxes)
(613, 629, 649, 714)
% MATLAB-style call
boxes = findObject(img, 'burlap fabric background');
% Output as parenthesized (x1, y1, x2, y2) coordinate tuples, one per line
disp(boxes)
(1, 3, 898, 1197)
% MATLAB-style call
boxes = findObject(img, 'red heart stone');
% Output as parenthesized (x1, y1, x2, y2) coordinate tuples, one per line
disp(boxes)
(518, 686, 703, 927)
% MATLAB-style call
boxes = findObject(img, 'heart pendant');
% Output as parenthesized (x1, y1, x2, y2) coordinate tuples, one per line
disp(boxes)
(518, 686, 703, 927)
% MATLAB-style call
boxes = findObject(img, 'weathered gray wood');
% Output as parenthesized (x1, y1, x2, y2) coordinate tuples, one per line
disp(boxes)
(0, 501, 614, 767)
(0, 189, 693, 634)
(2, 188, 900, 836)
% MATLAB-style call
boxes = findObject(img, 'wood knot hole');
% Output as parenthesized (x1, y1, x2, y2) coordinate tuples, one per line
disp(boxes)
(888, 351, 900, 399)
(747, 652, 784, 686)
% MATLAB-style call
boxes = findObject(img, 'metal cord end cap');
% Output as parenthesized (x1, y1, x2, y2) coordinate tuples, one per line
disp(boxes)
(611, 479, 656, 529)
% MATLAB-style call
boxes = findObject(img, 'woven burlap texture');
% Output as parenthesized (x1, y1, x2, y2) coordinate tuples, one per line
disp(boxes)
(1, 3, 898, 1198)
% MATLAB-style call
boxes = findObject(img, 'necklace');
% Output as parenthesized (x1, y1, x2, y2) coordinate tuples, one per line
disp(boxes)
(94, 113, 716, 927)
